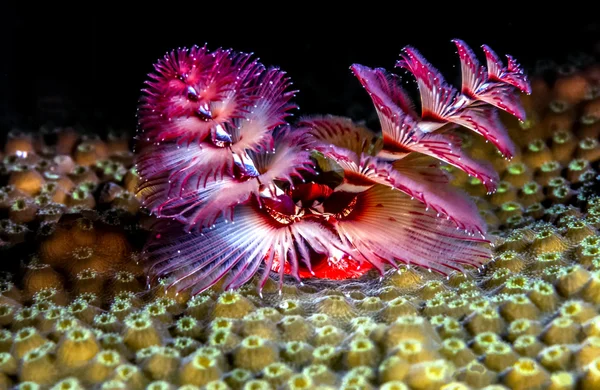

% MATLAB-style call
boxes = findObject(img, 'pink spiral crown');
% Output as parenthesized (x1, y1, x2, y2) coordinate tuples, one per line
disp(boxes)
(135, 41, 530, 295)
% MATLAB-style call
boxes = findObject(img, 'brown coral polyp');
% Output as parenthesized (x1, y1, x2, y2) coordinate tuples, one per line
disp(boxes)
(8, 165, 45, 196)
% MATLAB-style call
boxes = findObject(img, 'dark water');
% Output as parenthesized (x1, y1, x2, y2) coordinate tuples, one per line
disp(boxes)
(1, 7, 599, 134)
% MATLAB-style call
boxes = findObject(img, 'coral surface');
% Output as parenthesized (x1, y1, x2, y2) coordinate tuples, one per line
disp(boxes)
(0, 44, 599, 389)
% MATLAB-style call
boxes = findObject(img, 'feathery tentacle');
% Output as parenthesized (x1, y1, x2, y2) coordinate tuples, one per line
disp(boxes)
(395, 45, 522, 158)
(145, 203, 348, 295)
(331, 184, 491, 276)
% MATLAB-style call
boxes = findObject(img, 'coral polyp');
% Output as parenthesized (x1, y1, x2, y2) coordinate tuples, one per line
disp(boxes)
(136, 41, 529, 295)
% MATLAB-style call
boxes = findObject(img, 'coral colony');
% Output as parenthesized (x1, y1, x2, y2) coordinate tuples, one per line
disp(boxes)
(135, 40, 531, 295)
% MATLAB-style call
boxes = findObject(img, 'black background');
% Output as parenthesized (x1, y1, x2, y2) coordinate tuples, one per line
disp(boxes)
(1, 6, 599, 133)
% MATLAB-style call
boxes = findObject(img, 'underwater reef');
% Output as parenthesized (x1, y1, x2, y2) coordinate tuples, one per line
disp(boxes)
(0, 40, 598, 389)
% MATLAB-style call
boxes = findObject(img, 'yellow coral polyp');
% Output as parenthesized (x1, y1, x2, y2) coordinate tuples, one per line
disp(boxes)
(345, 337, 378, 368)
(279, 299, 303, 316)
(123, 312, 162, 351)
(169, 336, 199, 357)
(465, 306, 504, 335)
(357, 296, 384, 312)
(584, 314, 600, 335)
(93, 312, 121, 333)
(439, 338, 476, 367)
(315, 295, 355, 320)
(12, 327, 47, 359)
(538, 344, 572, 372)
(582, 358, 600, 389)
(9, 166, 45, 196)
(501, 275, 533, 294)
(380, 381, 409, 390)
(581, 235, 600, 248)
(73, 268, 104, 295)
(312, 344, 340, 367)
(209, 318, 235, 333)
(504, 358, 550, 389)
(503, 162, 532, 187)
(303, 363, 337, 386)
(529, 280, 559, 312)
(33, 286, 67, 306)
(531, 252, 564, 271)
(173, 315, 202, 339)
(406, 359, 454, 390)
(455, 360, 496, 388)
(579, 246, 600, 267)
(285, 373, 314, 390)
(560, 299, 597, 323)
(12, 306, 37, 331)
(486, 268, 512, 289)
(224, 367, 252, 388)
(208, 328, 241, 353)
(233, 335, 278, 372)
(56, 327, 100, 369)
(576, 336, 600, 367)
(340, 371, 371, 389)
(483, 341, 518, 371)
(141, 346, 181, 381)
(85, 350, 122, 384)
(0, 305, 15, 329)
(311, 325, 344, 348)
(240, 312, 277, 341)
(386, 315, 437, 347)
(348, 316, 374, 331)
(113, 363, 148, 389)
(437, 317, 466, 340)
(212, 291, 255, 319)
(255, 307, 282, 323)
(0, 351, 17, 376)
(543, 317, 581, 345)
(490, 181, 517, 206)
(22, 262, 64, 299)
(281, 341, 313, 367)
(144, 301, 171, 323)
(507, 319, 542, 342)
(419, 280, 448, 299)
(378, 355, 410, 383)
(381, 296, 417, 321)
(99, 333, 128, 357)
(262, 362, 293, 388)
(472, 332, 502, 355)
(20, 345, 57, 384)
(500, 294, 540, 321)
(49, 377, 85, 390)
(531, 228, 569, 256)
(547, 371, 576, 390)
(185, 294, 213, 320)
(68, 298, 98, 323)
(491, 250, 525, 273)
(110, 299, 134, 321)
(556, 265, 592, 297)
(279, 315, 313, 343)
(0, 329, 11, 353)
(391, 338, 437, 364)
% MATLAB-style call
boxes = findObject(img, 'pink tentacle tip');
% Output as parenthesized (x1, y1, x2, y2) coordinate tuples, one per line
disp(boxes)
(137, 39, 526, 294)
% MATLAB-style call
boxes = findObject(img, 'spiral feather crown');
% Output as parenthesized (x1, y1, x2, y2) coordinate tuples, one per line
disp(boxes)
(135, 41, 530, 295)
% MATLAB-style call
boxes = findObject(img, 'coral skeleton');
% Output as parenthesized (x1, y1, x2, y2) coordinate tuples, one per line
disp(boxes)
(135, 41, 530, 295)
